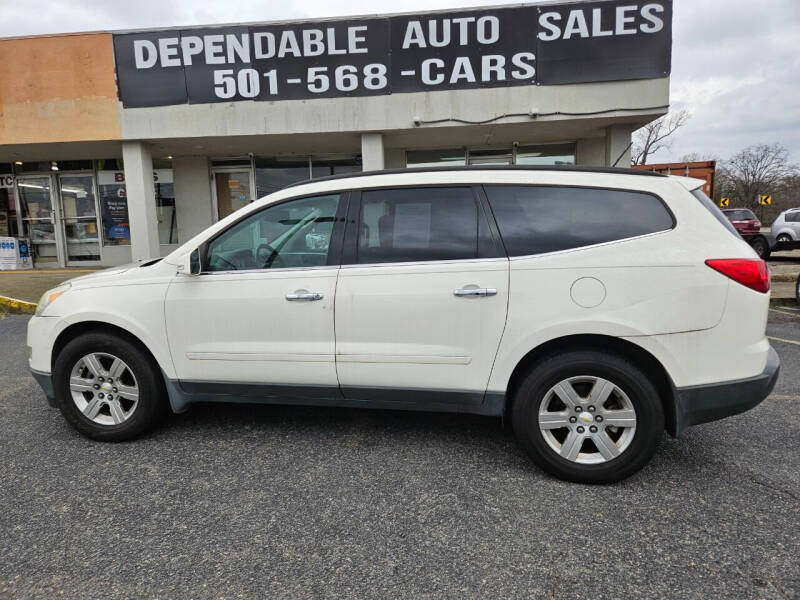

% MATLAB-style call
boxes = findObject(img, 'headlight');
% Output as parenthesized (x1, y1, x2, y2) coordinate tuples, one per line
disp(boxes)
(35, 283, 71, 316)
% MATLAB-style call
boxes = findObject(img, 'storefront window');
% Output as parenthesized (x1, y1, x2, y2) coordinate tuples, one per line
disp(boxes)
(97, 164, 178, 246)
(468, 148, 513, 166)
(98, 170, 130, 246)
(0, 167, 19, 237)
(16, 159, 94, 173)
(155, 174, 177, 244)
(516, 143, 576, 165)
(406, 149, 467, 168)
(407, 144, 576, 168)
(255, 157, 310, 197)
(252, 155, 360, 200)
(311, 157, 361, 179)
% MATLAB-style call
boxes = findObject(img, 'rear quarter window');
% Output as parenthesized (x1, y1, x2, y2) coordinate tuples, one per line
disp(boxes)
(484, 185, 675, 256)
(691, 189, 742, 238)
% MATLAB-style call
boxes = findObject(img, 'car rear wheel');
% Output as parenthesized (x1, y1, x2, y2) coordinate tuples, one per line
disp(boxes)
(777, 234, 792, 243)
(512, 350, 663, 483)
(53, 332, 167, 441)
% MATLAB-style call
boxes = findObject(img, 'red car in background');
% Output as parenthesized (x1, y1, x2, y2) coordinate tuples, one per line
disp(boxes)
(722, 208, 761, 235)
(721, 208, 773, 259)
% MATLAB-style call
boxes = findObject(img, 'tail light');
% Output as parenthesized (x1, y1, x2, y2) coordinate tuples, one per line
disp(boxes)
(705, 259, 770, 293)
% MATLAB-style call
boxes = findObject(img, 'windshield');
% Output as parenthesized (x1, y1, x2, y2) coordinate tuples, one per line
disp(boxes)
(692, 189, 742, 238)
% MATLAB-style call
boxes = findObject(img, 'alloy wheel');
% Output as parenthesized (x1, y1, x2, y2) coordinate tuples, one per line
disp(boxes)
(69, 353, 139, 426)
(538, 376, 637, 464)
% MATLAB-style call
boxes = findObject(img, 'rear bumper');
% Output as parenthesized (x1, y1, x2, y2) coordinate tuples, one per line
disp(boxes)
(31, 369, 56, 407)
(674, 347, 780, 435)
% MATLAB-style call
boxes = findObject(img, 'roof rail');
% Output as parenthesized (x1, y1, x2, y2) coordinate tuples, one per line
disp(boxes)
(284, 164, 666, 189)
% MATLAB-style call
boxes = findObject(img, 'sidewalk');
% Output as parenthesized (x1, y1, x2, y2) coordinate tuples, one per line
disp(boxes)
(0, 269, 100, 305)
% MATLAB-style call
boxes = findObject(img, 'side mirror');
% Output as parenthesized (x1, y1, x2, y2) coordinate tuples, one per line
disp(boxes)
(182, 248, 201, 275)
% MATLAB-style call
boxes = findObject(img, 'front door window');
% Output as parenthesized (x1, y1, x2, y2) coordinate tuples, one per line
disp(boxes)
(206, 194, 341, 271)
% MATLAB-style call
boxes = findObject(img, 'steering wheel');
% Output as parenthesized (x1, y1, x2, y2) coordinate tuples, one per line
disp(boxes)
(256, 243, 286, 269)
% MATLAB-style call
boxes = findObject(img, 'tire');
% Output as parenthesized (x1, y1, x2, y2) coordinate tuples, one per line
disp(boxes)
(777, 234, 792, 243)
(750, 237, 770, 260)
(796, 274, 800, 307)
(53, 331, 167, 441)
(512, 349, 664, 484)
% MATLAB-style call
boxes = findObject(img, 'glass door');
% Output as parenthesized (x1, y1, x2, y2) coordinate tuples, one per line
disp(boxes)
(212, 168, 254, 221)
(58, 174, 101, 265)
(17, 175, 62, 267)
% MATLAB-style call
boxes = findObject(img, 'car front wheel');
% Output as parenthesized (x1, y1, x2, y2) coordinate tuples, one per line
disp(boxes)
(53, 331, 167, 441)
(512, 350, 664, 483)
(796, 273, 800, 307)
(750, 237, 770, 259)
(777, 234, 792, 243)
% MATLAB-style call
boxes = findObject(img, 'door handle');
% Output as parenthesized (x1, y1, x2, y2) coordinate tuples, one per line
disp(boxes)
(453, 287, 497, 297)
(286, 292, 323, 301)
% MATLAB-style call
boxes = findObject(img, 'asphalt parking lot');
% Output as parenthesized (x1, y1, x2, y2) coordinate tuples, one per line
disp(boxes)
(1, 311, 798, 599)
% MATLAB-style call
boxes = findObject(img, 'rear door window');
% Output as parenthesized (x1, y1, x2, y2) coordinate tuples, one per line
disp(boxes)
(357, 187, 483, 264)
(484, 185, 675, 256)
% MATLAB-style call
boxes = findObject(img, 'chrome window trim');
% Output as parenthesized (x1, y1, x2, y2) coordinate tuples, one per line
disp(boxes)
(340, 256, 508, 270)
(199, 264, 339, 276)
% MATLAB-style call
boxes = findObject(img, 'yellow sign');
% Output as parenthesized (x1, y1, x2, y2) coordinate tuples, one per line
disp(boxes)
(760, 195, 772, 206)
(719, 197, 730, 207)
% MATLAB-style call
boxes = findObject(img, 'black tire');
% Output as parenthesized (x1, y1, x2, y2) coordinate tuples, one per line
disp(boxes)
(53, 332, 167, 441)
(796, 274, 800, 307)
(512, 349, 664, 484)
(777, 234, 792, 244)
(750, 237, 770, 260)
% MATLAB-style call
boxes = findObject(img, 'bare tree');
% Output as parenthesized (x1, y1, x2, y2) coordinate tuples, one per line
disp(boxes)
(678, 152, 719, 163)
(720, 143, 798, 218)
(630, 109, 690, 165)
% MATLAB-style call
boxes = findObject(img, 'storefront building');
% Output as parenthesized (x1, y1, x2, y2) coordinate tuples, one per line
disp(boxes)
(0, 0, 672, 268)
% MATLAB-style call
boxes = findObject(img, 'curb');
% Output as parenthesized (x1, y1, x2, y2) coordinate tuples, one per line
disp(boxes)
(772, 275, 798, 283)
(770, 297, 799, 308)
(0, 295, 37, 315)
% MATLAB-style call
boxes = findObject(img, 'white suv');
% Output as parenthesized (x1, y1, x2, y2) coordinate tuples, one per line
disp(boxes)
(27, 167, 779, 483)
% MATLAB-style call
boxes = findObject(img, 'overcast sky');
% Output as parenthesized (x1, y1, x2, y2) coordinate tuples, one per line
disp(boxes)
(2, 0, 799, 164)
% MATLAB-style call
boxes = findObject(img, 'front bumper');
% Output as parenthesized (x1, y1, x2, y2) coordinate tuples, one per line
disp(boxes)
(674, 347, 780, 435)
(31, 368, 56, 407)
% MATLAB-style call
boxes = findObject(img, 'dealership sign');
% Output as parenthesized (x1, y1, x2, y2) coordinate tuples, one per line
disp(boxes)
(113, 0, 672, 108)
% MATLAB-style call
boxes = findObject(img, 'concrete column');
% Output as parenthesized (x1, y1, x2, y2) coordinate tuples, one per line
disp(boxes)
(361, 133, 385, 171)
(122, 141, 159, 262)
(575, 138, 606, 167)
(173, 156, 214, 244)
(384, 148, 406, 169)
(605, 125, 633, 167)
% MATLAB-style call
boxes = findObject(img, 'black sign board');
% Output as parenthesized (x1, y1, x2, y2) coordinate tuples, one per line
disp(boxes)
(113, 0, 672, 108)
